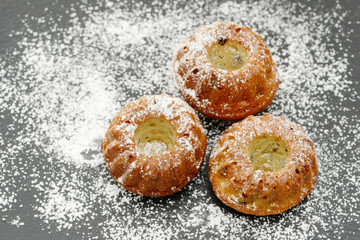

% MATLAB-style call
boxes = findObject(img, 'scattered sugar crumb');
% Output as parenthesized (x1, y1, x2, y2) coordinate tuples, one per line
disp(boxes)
(142, 140, 169, 156)
(0, 0, 359, 239)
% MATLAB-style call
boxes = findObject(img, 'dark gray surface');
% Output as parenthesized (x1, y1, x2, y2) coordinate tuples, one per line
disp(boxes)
(0, 0, 359, 239)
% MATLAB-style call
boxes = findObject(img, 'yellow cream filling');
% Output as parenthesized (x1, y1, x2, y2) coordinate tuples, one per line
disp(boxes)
(208, 38, 247, 71)
(134, 118, 176, 156)
(248, 136, 288, 172)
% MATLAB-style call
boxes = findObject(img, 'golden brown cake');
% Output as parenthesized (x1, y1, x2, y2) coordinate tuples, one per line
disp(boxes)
(209, 114, 318, 216)
(173, 21, 279, 121)
(101, 94, 207, 197)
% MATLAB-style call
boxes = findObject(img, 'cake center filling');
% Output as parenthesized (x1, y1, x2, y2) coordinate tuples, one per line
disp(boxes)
(208, 38, 248, 71)
(248, 136, 288, 172)
(134, 117, 176, 156)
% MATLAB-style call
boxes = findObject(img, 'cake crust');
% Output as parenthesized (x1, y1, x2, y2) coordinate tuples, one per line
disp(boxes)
(101, 94, 207, 197)
(173, 21, 279, 121)
(209, 114, 318, 216)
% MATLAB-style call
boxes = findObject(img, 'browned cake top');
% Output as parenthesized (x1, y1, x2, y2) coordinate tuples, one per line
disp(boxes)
(101, 94, 207, 197)
(209, 113, 318, 216)
(173, 21, 279, 121)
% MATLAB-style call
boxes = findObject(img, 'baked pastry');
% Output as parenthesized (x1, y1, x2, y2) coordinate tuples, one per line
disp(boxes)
(173, 21, 279, 121)
(209, 114, 318, 216)
(101, 94, 207, 197)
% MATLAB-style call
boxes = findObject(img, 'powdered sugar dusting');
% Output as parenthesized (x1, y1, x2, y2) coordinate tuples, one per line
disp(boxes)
(142, 140, 169, 156)
(0, 0, 359, 239)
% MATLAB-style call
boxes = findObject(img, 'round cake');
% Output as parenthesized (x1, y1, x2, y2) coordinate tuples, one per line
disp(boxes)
(173, 21, 279, 121)
(101, 94, 207, 197)
(209, 114, 318, 216)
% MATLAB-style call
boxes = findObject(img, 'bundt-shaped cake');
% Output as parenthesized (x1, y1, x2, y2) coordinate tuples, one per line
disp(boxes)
(173, 21, 279, 121)
(209, 114, 318, 215)
(101, 94, 207, 197)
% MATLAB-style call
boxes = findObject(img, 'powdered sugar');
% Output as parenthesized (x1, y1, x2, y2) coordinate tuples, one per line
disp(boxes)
(142, 140, 169, 156)
(0, 0, 359, 239)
